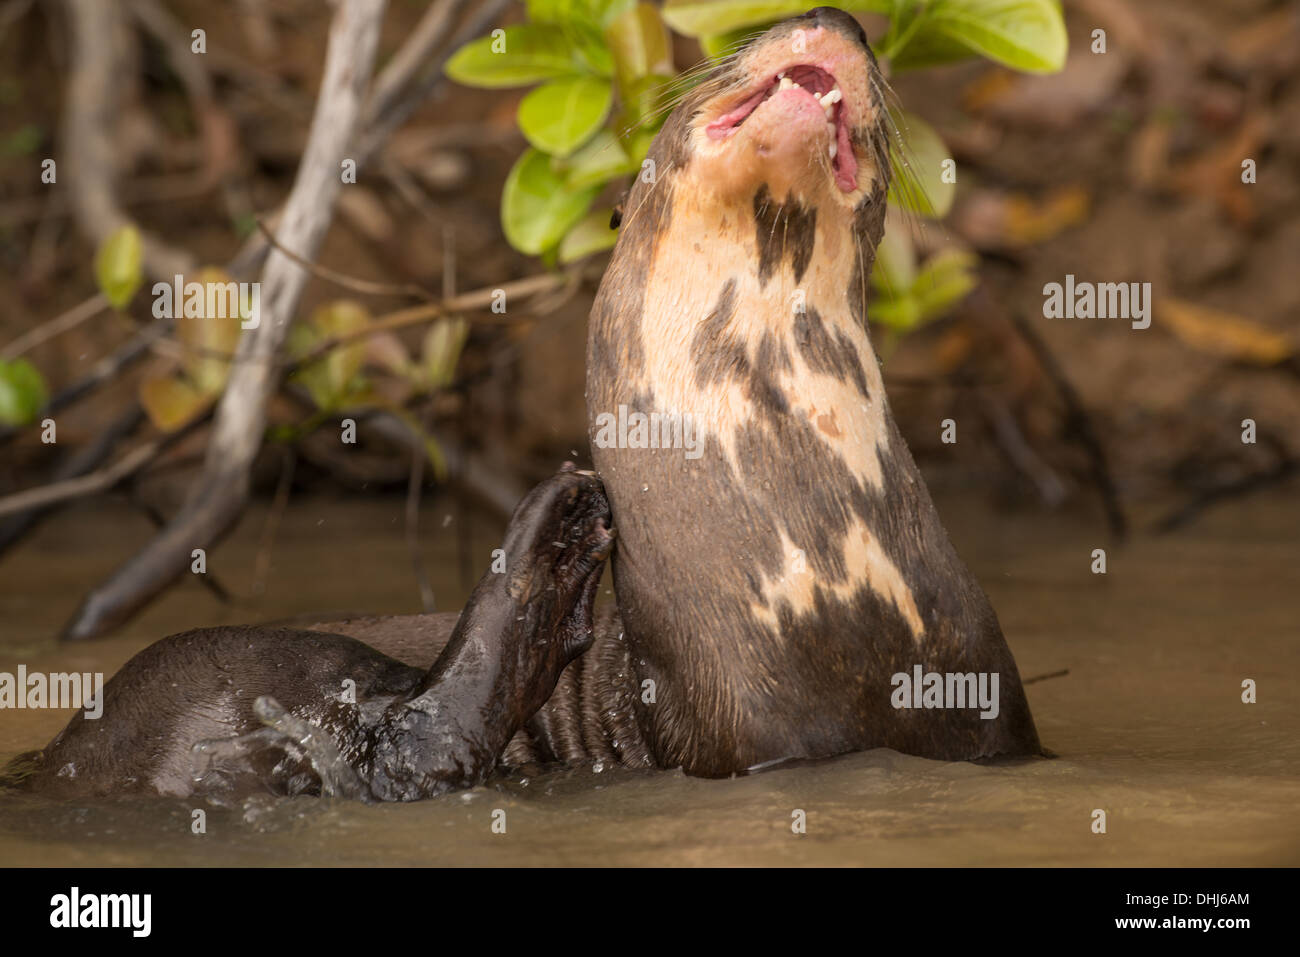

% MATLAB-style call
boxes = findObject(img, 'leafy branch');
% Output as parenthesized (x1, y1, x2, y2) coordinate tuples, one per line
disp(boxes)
(444, 0, 1066, 333)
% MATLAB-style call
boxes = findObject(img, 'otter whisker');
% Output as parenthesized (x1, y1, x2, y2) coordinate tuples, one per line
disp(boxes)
(617, 159, 675, 234)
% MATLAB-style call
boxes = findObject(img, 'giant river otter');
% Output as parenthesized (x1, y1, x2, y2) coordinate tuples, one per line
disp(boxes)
(5, 7, 1039, 802)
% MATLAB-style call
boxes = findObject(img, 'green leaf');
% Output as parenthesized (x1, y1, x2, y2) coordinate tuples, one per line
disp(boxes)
(867, 294, 921, 331)
(700, 24, 772, 58)
(518, 76, 613, 156)
(900, 0, 1067, 74)
(569, 21, 617, 76)
(2, 124, 41, 156)
(870, 247, 977, 331)
(94, 224, 143, 309)
(139, 374, 212, 432)
(311, 301, 371, 400)
(888, 25, 979, 71)
(502, 148, 601, 255)
(559, 208, 621, 263)
(662, 1, 890, 37)
(445, 24, 586, 89)
(176, 266, 245, 394)
(613, 71, 676, 131)
(421, 318, 470, 390)
(607, 3, 673, 86)
(528, 0, 638, 29)
(526, 0, 572, 23)
(912, 248, 978, 318)
(289, 301, 372, 410)
(0, 357, 48, 426)
(886, 109, 955, 219)
(624, 123, 660, 166)
(553, 130, 635, 190)
(870, 218, 917, 296)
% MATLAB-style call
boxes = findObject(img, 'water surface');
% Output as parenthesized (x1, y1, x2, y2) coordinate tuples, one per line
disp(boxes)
(1, 486, 1295, 866)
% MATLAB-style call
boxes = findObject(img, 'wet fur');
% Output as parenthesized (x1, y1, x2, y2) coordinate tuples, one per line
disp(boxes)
(9, 471, 616, 800)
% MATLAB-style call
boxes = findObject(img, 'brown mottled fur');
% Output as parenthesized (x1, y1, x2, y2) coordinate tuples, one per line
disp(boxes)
(586, 7, 1040, 774)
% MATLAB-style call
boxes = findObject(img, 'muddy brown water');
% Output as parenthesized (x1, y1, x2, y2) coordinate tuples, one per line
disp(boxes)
(0, 484, 1296, 866)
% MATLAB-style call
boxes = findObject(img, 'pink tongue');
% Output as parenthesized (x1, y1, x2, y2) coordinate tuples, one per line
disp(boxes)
(834, 120, 857, 192)
(706, 88, 768, 139)
(707, 86, 860, 193)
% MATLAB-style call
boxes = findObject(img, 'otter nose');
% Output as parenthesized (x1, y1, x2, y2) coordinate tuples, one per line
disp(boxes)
(800, 6, 872, 51)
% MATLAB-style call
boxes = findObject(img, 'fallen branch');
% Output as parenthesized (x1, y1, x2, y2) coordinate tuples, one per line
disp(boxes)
(0, 405, 145, 555)
(1153, 447, 1297, 534)
(0, 430, 166, 519)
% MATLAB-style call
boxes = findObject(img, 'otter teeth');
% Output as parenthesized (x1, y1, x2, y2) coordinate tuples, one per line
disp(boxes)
(815, 87, 843, 121)
(772, 75, 844, 144)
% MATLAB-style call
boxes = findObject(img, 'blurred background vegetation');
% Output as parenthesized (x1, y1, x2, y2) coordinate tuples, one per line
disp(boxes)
(0, 0, 1296, 638)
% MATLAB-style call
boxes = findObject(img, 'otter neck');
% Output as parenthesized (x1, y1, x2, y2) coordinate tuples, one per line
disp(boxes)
(589, 171, 933, 772)
(615, 180, 893, 493)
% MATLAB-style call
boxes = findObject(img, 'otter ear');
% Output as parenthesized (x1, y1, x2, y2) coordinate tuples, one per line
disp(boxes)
(610, 200, 625, 230)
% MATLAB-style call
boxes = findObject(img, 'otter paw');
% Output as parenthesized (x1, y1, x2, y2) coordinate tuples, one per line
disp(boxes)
(501, 467, 614, 601)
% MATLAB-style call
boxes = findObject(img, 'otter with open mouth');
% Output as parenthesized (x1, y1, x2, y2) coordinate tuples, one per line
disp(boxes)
(6, 8, 1039, 802)
(585, 5, 1041, 772)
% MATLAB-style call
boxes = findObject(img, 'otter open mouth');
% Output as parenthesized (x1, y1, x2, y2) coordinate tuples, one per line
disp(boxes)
(705, 64, 858, 193)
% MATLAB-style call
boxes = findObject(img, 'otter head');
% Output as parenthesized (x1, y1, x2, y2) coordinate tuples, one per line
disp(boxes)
(678, 6, 888, 214)
(603, 7, 892, 317)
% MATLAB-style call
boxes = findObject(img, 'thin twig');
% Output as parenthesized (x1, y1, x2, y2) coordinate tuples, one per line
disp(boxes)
(1023, 669, 1070, 686)
(251, 447, 296, 596)
(1, 294, 108, 360)
(356, 0, 512, 167)
(405, 449, 437, 612)
(0, 434, 166, 519)
(978, 391, 1068, 507)
(0, 406, 145, 556)
(1152, 454, 1297, 534)
(1008, 309, 1128, 540)
(286, 272, 574, 372)
(0, 317, 167, 448)
(255, 216, 435, 301)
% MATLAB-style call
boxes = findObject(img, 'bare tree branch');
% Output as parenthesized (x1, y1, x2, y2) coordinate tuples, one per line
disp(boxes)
(61, 0, 195, 279)
(62, 0, 390, 641)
